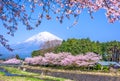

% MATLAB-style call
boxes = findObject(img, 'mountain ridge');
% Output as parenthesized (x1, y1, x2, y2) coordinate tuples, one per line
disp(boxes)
(0, 31, 63, 59)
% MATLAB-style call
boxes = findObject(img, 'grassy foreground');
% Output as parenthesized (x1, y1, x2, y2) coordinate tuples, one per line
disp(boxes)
(0, 66, 72, 81)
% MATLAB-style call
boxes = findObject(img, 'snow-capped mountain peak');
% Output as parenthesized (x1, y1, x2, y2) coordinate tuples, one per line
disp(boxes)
(0, 31, 63, 59)
(24, 31, 62, 43)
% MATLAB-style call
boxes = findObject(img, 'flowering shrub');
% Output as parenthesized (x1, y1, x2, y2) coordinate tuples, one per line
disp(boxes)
(2, 58, 22, 64)
(25, 52, 102, 67)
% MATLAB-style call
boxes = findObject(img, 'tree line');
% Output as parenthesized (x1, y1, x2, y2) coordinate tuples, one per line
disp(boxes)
(32, 38, 120, 62)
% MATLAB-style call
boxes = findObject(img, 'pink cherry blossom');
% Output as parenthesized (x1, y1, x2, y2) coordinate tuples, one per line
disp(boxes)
(3, 58, 22, 64)
(24, 52, 102, 67)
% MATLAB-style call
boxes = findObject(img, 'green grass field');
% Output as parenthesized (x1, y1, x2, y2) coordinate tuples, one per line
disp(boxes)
(0, 66, 72, 81)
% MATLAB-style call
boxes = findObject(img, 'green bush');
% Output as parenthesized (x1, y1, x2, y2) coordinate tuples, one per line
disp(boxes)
(32, 50, 42, 57)
(102, 66, 109, 72)
(94, 64, 102, 70)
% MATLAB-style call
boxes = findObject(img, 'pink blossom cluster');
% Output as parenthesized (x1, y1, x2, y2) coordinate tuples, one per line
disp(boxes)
(95, 0, 120, 23)
(29, 0, 120, 23)
(25, 56, 48, 65)
(2, 58, 22, 64)
(25, 52, 101, 67)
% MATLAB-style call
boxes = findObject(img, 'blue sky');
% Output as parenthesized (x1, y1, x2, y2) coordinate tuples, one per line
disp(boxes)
(1, 9, 120, 44)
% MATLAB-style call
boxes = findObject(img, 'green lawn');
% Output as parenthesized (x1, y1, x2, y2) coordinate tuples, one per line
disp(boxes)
(0, 66, 72, 81)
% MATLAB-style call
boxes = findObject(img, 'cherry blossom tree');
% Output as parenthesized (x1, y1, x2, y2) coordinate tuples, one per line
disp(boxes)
(0, 0, 120, 50)
(24, 52, 102, 67)
(2, 58, 22, 64)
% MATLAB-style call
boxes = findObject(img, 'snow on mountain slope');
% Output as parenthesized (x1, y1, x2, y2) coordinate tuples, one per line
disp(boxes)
(0, 31, 63, 59)
(24, 31, 62, 44)
(15, 31, 62, 52)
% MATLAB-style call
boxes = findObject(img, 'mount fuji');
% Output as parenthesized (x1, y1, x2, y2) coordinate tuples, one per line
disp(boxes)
(24, 31, 62, 43)
(0, 31, 62, 59)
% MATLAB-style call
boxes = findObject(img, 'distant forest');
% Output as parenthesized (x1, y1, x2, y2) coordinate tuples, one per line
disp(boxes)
(32, 38, 120, 62)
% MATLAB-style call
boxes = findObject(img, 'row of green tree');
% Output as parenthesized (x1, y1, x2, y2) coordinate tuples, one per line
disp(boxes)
(32, 38, 120, 61)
